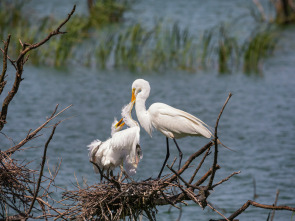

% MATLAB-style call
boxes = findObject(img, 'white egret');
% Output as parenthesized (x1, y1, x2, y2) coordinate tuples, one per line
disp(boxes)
(131, 79, 213, 178)
(88, 101, 142, 178)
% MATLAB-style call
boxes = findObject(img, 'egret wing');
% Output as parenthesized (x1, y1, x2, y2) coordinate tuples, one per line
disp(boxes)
(149, 103, 212, 138)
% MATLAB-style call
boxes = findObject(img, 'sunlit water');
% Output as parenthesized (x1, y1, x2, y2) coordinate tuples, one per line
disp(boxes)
(1, 1, 295, 220)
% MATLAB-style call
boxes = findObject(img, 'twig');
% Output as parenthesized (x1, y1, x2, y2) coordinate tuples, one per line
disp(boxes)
(212, 171, 240, 188)
(17, 5, 76, 61)
(25, 122, 60, 218)
(4, 104, 72, 156)
(0, 5, 76, 131)
(188, 147, 211, 184)
(227, 200, 295, 220)
(194, 165, 220, 187)
(207, 93, 232, 190)
(207, 202, 229, 221)
(270, 189, 280, 221)
(166, 165, 200, 190)
(166, 141, 213, 183)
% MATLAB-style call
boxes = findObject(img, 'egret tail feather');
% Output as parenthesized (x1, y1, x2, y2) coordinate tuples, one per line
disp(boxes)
(216, 139, 236, 152)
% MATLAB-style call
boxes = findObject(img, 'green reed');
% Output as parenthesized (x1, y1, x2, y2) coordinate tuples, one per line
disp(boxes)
(0, 1, 279, 74)
(88, 0, 130, 28)
(98, 22, 197, 72)
(217, 25, 239, 73)
(243, 28, 277, 73)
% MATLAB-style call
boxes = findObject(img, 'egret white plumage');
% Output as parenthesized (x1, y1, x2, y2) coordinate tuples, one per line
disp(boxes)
(131, 79, 213, 178)
(88, 101, 142, 178)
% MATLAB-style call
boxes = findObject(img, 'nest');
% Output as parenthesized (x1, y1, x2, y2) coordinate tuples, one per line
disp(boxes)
(58, 142, 219, 221)
(0, 151, 34, 217)
(63, 179, 165, 220)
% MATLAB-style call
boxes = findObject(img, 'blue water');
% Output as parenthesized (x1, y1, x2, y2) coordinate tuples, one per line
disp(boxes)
(1, 1, 295, 220)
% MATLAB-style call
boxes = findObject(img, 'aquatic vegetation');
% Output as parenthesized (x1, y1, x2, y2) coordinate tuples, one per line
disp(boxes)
(0, 0, 131, 67)
(216, 25, 239, 73)
(243, 27, 278, 73)
(0, 1, 279, 74)
(251, 0, 295, 24)
(88, 0, 131, 28)
(95, 22, 197, 72)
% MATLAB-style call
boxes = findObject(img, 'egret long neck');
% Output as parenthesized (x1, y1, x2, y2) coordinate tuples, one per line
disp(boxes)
(135, 96, 152, 136)
(124, 114, 138, 128)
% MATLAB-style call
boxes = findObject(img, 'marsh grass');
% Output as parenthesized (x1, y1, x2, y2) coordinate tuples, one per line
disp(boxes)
(243, 27, 277, 73)
(0, 0, 130, 67)
(250, 0, 295, 24)
(95, 22, 197, 72)
(217, 25, 239, 73)
(0, 1, 279, 74)
(199, 24, 277, 74)
(88, 0, 131, 28)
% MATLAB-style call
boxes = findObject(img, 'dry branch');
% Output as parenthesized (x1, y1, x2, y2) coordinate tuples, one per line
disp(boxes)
(25, 122, 60, 218)
(4, 104, 72, 156)
(0, 35, 11, 95)
(227, 200, 295, 220)
(0, 5, 75, 220)
(207, 92, 232, 190)
(0, 5, 76, 131)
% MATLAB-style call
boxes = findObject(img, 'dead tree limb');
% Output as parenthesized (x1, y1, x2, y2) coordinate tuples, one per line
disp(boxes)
(0, 5, 76, 131)
(0, 5, 75, 220)
(270, 189, 280, 221)
(207, 92, 232, 190)
(25, 122, 60, 219)
(0, 35, 11, 95)
(227, 200, 295, 220)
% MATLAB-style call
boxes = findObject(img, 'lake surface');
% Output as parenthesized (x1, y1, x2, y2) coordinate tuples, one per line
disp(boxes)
(1, 0, 295, 220)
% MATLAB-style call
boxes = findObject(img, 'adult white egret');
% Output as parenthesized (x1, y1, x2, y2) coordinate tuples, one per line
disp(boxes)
(88, 101, 142, 178)
(131, 79, 213, 179)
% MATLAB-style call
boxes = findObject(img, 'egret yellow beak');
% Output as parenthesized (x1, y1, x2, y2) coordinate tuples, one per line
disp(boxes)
(115, 118, 125, 128)
(131, 88, 136, 102)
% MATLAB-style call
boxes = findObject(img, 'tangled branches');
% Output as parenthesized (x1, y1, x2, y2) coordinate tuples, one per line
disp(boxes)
(0, 151, 33, 218)
(0, 5, 75, 220)
(60, 141, 224, 220)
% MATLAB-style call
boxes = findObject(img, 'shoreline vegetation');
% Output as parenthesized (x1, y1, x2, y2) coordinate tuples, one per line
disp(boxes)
(0, 0, 292, 74)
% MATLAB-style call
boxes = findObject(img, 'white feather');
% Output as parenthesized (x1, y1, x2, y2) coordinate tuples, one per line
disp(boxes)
(88, 101, 142, 176)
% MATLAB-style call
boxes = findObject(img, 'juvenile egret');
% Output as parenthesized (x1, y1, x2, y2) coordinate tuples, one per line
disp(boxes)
(131, 79, 212, 178)
(88, 101, 142, 178)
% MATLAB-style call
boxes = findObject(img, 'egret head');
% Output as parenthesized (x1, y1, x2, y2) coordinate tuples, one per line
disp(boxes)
(131, 79, 150, 101)
(111, 118, 125, 135)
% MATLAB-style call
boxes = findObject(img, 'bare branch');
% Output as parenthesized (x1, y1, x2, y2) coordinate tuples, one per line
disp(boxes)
(188, 147, 211, 184)
(4, 104, 72, 156)
(270, 189, 280, 221)
(207, 202, 229, 221)
(228, 200, 295, 220)
(25, 122, 60, 218)
(166, 141, 213, 183)
(0, 5, 76, 131)
(17, 5, 76, 62)
(212, 171, 241, 188)
(207, 92, 232, 189)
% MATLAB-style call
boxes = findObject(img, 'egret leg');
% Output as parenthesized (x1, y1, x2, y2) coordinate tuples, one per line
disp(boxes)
(157, 137, 170, 179)
(173, 138, 183, 171)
